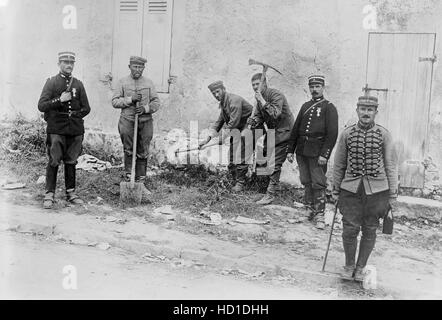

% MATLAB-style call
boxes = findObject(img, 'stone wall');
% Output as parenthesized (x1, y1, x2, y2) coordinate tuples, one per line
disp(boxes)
(1, 0, 441, 191)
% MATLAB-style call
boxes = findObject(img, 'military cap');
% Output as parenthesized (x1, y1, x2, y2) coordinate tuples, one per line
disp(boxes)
(130, 56, 147, 65)
(58, 51, 76, 62)
(308, 74, 325, 86)
(357, 95, 379, 107)
(208, 80, 224, 91)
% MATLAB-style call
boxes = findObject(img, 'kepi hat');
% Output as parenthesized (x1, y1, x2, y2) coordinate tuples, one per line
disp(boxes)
(58, 51, 76, 62)
(308, 74, 325, 86)
(357, 95, 379, 107)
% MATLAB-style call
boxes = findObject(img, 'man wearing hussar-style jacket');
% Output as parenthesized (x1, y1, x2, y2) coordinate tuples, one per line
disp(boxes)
(38, 51, 91, 209)
(332, 95, 398, 281)
(287, 75, 338, 229)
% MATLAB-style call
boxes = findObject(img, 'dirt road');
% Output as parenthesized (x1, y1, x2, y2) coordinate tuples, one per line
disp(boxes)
(0, 231, 332, 300)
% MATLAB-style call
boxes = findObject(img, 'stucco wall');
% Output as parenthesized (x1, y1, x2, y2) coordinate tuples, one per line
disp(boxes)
(0, 0, 441, 174)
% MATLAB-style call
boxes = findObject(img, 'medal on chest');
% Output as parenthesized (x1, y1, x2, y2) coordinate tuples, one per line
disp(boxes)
(72, 88, 77, 98)
(316, 107, 321, 117)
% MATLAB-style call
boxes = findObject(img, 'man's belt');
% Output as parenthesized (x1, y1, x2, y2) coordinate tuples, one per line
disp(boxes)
(59, 111, 80, 116)
(300, 135, 324, 140)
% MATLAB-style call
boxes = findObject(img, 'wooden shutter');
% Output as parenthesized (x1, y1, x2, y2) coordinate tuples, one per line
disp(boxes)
(141, 0, 174, 92)
(112, 0, 143, 83)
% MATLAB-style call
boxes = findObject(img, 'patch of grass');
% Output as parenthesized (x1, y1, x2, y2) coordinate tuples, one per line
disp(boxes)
(0, 114, 305, 227)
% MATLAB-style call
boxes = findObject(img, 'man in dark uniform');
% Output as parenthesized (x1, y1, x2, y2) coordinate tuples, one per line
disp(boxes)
(199, 81, 253, 192)
(287, 75, 338, 229)
(332, 95, 398, 280)
(247, 73, 295, 205)
(38, 52, 91, 209)
(112, 56, 161, 182)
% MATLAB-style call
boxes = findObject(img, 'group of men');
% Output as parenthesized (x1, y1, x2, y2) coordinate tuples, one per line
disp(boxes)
(200, 74, 338, 231)
(37, 52, 398, 280)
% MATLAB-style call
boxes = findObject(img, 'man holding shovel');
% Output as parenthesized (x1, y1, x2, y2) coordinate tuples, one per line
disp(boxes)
(112, 56, 160, 183)
(332, 95, 398, 280)
(38, 51, 91, 209)
(199, 81, 253, 192)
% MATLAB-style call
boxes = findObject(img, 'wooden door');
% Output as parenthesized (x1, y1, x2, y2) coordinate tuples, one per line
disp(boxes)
(365, 32, 436, 188)
(112, 0, 173, 93)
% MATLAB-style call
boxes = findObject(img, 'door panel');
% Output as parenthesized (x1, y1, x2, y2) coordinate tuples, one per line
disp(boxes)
(365, 33, 436, 188)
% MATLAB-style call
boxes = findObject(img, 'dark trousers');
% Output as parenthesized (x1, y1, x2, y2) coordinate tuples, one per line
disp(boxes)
(296, 155, 327, 214)
(257, 141, 289, 196)
(118, 117, 153, 176)
(45, 134, 83, 194)
(339, 184, 389, 268)
(296, 155, 327, 190)
(228, 135, 250, 184)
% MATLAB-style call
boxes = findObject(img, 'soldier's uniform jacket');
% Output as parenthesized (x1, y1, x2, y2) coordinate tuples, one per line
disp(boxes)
(287, 97, 338, 159)
(38, 73, 91, 136)
(212, 93, 253, 132)
(112, 75, 161, 122)
(332, 122, 398, 197)
(251, 87, 295, 145)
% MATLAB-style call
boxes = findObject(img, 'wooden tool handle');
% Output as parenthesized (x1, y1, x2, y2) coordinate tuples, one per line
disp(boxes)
(322, 203, 339, 272)
(248, 67, 268, 130)
(130, 111, 139, 188)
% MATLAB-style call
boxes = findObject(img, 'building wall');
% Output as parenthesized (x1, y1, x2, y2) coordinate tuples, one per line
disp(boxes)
(0, 0, 441, 173)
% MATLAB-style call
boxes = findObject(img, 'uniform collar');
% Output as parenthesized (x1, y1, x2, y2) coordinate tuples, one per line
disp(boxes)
(312, 96, 324, 102)
(357, 121, 375, 130)
(59, 72, 72, 79)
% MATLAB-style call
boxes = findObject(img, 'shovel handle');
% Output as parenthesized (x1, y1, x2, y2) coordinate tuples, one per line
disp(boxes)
(130, 111, 139, 188)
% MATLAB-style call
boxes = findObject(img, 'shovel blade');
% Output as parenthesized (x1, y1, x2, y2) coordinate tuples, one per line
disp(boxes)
(120, 182, 144, 205)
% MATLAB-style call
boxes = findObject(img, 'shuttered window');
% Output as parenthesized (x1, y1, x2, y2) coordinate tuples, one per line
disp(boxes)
(112, 0, 174, 93)
(119, 0, 138, 12)
(148, 1, 167, 13)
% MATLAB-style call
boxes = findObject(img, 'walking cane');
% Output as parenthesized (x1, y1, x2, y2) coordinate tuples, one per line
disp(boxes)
(322, 202, 339, 272)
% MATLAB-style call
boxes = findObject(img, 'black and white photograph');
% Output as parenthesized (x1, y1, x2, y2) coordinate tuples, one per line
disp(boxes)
(0, 0, 441, 306)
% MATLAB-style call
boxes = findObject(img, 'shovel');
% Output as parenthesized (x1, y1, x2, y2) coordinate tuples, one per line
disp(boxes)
(120, 107, 145, 205)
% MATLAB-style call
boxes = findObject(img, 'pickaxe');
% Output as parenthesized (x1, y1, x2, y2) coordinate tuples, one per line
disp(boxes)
(248, 59, 283, 130)
(248, 58, 283, 91)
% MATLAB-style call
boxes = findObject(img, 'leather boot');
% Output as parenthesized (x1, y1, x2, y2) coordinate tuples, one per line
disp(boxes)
(124, 154, 132, 177)
(228, 163, 237, 184)
(311, 189, 326, 225)
(343, 237, 357, 269)
(135, 158, 147, 182)
(304, 184, 314, 207)
(46, 164, 58, 194)
(43, 192, 55, 209)
(64, 164, 76, 191)
(66, 189, 84, 205)
(356, 232, 377, 270)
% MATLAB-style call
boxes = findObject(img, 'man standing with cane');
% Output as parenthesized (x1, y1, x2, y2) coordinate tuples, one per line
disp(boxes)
(112, 56, 161, 183)
(331, 95, 398, 281)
